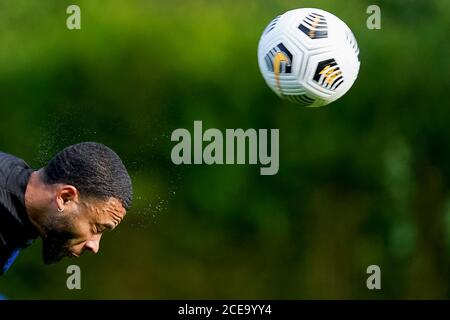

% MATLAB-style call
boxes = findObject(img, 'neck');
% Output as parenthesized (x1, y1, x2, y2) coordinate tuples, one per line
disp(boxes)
(24, 169, 51, 236)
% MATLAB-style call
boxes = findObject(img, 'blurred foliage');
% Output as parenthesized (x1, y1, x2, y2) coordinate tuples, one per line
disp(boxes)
(0, 0, 450, 299)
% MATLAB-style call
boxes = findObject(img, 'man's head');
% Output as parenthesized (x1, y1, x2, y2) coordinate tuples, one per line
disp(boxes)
(25, 142, 132, 264)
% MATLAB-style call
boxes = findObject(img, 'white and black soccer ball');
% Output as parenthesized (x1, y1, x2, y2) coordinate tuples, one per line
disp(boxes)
(258, 8, 360, 107)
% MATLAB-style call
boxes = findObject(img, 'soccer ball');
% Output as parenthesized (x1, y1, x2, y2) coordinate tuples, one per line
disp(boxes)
(258, 8, 360, 107)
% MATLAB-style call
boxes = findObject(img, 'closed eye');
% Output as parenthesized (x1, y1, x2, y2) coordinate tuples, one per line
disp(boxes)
(91, 225, 99, 234)
(97, 223, 115, 232)
(92, 224, 105, 234)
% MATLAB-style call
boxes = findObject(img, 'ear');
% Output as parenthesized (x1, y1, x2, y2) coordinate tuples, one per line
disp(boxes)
(56, 185, 79, 212)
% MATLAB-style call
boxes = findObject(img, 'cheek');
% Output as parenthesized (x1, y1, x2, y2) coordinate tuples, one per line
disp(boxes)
(70, 241, 86, 252)
(57, 216, 92, 241)
(71, 222, 92, 240)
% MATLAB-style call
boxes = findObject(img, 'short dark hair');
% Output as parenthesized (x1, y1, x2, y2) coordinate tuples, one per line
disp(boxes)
(43, 142, 132, 210)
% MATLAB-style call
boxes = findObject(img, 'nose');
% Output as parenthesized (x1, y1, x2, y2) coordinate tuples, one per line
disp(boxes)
(84, 234, 102, 254)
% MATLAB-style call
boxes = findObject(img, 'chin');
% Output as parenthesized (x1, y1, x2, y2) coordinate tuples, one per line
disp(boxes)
(41, 231, 73, 265)
(42, 244, 69, 265)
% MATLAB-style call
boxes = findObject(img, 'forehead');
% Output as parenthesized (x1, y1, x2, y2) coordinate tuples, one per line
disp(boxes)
(86, 197, 126, 221)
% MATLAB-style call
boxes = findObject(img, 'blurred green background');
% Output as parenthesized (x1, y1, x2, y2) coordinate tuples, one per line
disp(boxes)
(0, 0, 450, 299)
